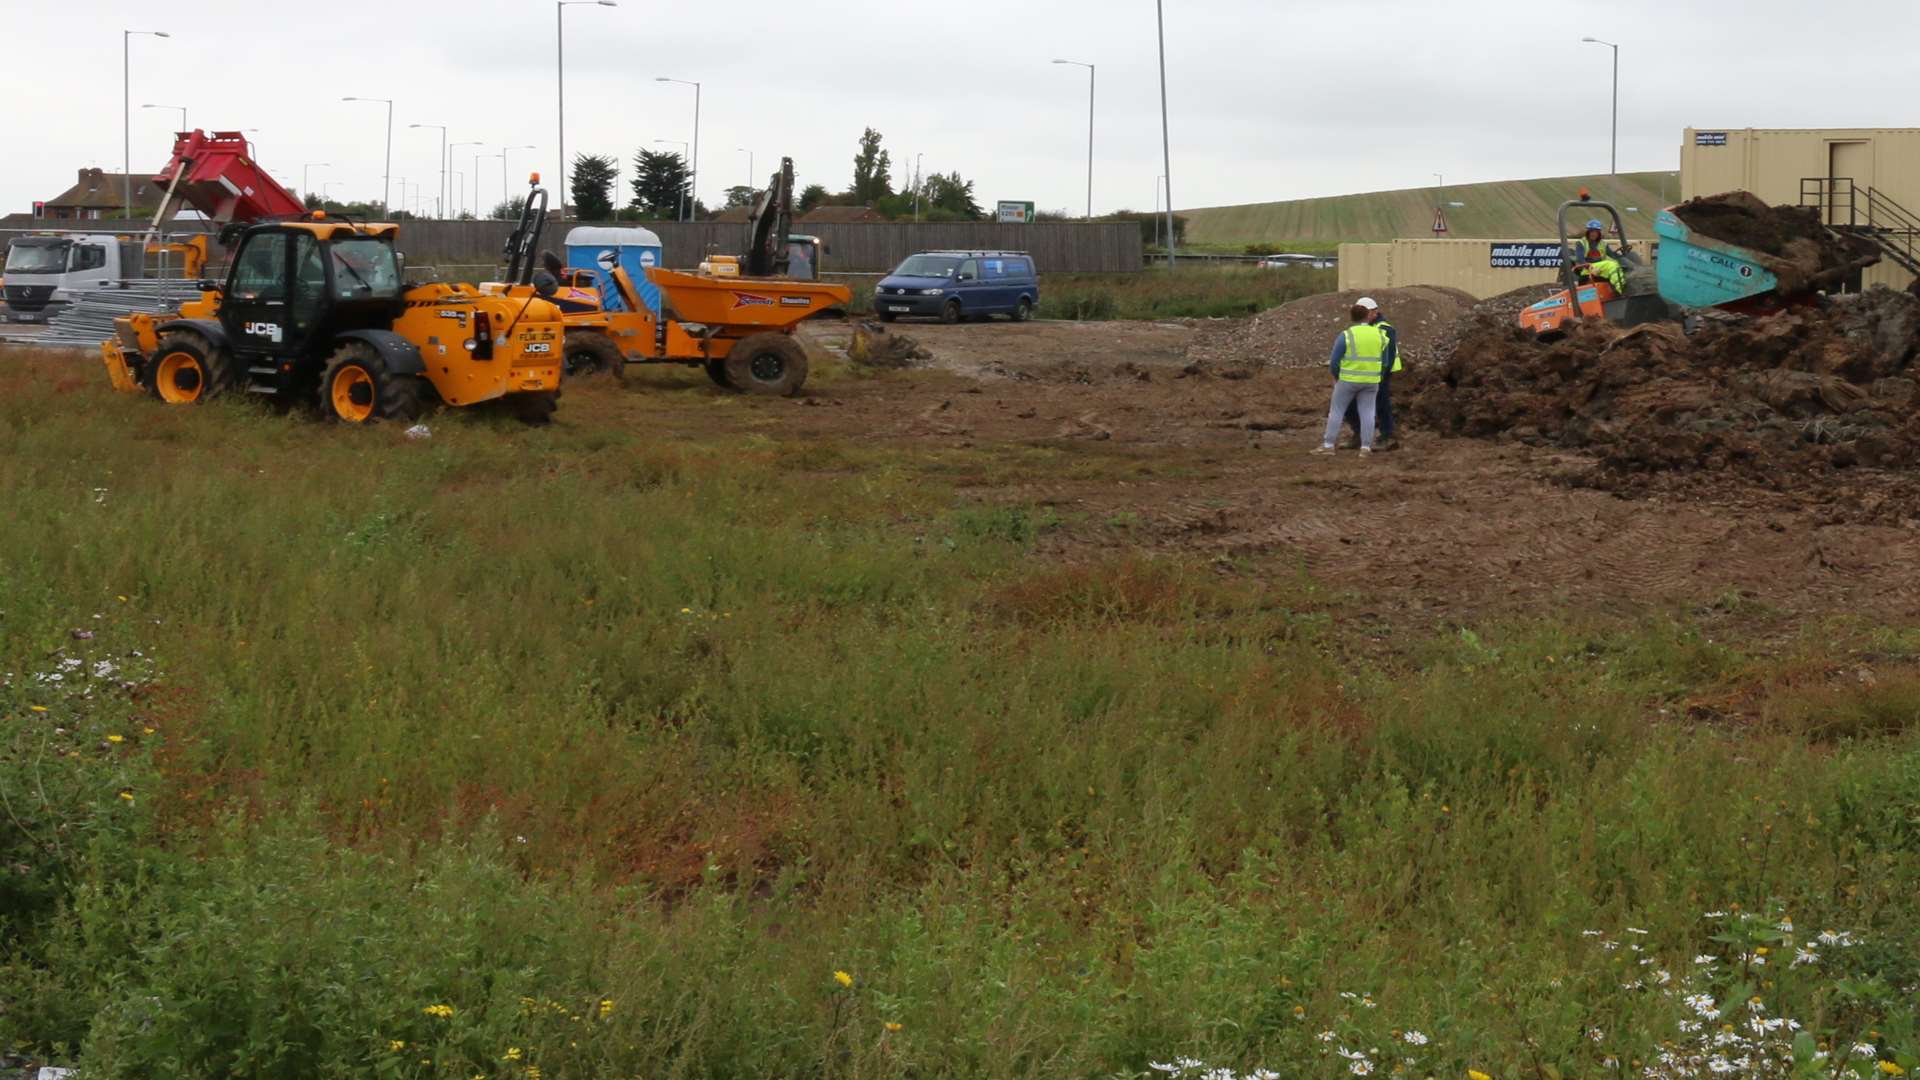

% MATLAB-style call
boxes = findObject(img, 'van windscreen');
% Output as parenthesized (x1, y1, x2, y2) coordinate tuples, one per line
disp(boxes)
(894, 255, 961, 278)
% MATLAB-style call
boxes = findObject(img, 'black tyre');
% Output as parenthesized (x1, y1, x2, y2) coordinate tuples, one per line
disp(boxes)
(939, 300, 962, 324)
(563, 330, 624, 378)
(147, 330, 237, 406)
(704, 359, 733, 388)
(319, 341, 429, 424)
(510, 391, 560, 426)
(1013, 297, 1033, 322)
(722, 333, 809, 397)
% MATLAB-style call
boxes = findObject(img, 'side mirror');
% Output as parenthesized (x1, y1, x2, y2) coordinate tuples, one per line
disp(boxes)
(196, 279, 219, 291)
(957, 272, 974, 281)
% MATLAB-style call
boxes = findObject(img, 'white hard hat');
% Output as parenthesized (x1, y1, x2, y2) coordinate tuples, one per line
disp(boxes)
(1355, 296, 1379, 311)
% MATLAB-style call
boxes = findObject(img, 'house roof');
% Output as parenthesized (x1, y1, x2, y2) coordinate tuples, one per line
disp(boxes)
(44, 168, 165, 210)
(798, 205, 885, 224)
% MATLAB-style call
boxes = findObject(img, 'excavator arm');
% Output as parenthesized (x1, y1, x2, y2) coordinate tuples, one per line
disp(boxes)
(741, 157, 796, 278)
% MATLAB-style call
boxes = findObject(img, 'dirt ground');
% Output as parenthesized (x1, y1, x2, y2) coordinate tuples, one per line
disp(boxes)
(597, 316, 1920, 628)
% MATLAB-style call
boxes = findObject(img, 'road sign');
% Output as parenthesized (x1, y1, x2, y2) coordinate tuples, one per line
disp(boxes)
(1432, 207, 1449, 235)
(996, 200, 1036, 224)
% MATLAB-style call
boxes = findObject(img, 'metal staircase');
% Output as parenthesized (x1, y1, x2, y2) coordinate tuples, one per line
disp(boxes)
(1801, 177, 1920, 281)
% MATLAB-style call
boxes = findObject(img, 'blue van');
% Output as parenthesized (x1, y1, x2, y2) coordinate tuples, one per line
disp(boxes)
(874, 250, 1038, 323)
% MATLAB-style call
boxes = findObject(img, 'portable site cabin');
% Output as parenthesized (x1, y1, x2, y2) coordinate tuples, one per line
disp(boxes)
(564, 226, 665, 315)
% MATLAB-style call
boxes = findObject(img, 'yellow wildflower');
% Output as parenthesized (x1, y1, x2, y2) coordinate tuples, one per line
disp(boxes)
(885, 1022, 903, 1033)
(389, 1040, 406, 1052)
(833, 970, 853, 988)
(528, 1068, 543, 1080)
(1879, 1064, 1905, 1077)
(29, 706, 47, 713)
(423, 1003, 455, 1019)
(1469, 1072, 1493, 1080)
(118, 791, 135, 802)
(143, 726, 156, 735)
(107, 734, 124, 743)
(504, 1047, 523, 1061)
(598, 998, 614, 1018)
(117, 595, 129, 602)
(1754, 947, 1770, 956)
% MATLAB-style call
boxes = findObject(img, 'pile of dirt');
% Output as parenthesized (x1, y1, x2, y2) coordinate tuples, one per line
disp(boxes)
(1184, 286, 1476, 373)
(1670, 191, 1879, 296)
(1407, 287, 1920, 492)
(847, 322, 932, 368)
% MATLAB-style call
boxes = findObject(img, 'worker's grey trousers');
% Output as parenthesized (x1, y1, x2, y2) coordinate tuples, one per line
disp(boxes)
(1321, 381, 1378, 449)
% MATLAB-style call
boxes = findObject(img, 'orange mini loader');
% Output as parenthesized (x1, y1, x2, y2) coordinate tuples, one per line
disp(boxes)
(524, 159, 850, 396)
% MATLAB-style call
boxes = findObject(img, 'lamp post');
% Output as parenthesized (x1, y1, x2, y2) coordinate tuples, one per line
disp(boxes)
(142, 103, 187, 132)
(341, 96, 394, 216)
(451, 141, 484, 216)
(303, 163, 329, 206)
(123, 29, 170, 221)
(1155, 0, 1175, 266)
(321, 181, 342, 208)
(654, 139, 690, 221)
(1581, 36, 1619, 175)
(409, 123, 448, 217)
(1154, 174, 1166, 252)
(501, 145, 536, 211)
(556, 0, 618, 221)
(655, 77, 701, 219)
(914, 152, 925, 221)
(1051, 59, 1095, 219)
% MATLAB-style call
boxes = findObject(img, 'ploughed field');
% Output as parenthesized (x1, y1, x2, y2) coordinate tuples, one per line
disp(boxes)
(1, 329, 1916, 1079)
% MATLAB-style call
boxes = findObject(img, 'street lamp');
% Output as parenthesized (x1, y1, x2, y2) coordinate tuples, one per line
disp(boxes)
(501, 145, 536, 213)
(123, 29, 170, 221)
(410, 123, 448, 217)
(142, 103, 187, 133)
(1155, 0, 1175, 266)
(303, 163, 329, 205)
(557, 0, 618, 221)
(321, 181, 342, 207)
(1051, 59, 1095, 219)
(654, 139, 690, 221)
(655, 77, 701, 219)
(451, 141, 484, 215)
(1154, 174, 1167, 251)
(1581, 37, 1620, 175)
(914, 152, 925, 221)
(342, 96, 394, 216)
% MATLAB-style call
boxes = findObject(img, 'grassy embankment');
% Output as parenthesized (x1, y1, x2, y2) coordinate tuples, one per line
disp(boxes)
(1, 354, 1916, 1078)
(832, 265, 1334, 323)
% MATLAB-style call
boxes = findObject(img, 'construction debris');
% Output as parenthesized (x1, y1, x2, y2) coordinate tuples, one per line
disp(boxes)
(1670, 192, 1881, 296)
(1183, 286, 1476, 373)
(1407, 286, 1920, 487)
(848, 321, 931, 368)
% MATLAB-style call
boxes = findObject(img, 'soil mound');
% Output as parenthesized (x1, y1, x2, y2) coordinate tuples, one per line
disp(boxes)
(1670, 191, 1879, 296)
(1185, 286, 1475, 373)
(1407, 287, 1920, 487)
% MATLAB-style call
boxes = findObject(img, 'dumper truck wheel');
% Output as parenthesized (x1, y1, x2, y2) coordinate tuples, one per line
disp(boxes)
(148, 331, 235, 406)
(704, 360, 733, 388)
(319, 341, 428, 424)
(723, 333, 809, 397)
(563, 331, 624, 378)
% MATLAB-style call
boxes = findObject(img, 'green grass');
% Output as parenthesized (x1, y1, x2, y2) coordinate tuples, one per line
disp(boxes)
(1183, 171, 1680, 249)
(1, 356, 1916, 1078)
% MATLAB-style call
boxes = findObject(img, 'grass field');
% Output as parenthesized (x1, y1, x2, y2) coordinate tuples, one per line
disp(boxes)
(1181, 172, 1679, 249)
(2, 353, 1916, 1078)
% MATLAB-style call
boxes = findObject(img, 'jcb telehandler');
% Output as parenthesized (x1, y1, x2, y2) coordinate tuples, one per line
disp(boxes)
(102, 130, 566, 422)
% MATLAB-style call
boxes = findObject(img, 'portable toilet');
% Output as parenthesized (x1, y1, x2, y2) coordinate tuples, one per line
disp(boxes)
(564, 226, 664, 316)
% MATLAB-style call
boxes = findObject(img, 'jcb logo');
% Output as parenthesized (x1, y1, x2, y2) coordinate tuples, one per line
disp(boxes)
(523, 342, 552, 355)
(243, 321, 283, 343)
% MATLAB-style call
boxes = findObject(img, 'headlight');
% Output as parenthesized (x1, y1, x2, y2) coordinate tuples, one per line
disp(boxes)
(463, 338, 477, 352)
(920, 288, 945, 296)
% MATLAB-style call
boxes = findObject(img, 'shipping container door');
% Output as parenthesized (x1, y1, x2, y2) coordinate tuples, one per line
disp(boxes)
(1826, 141, 1874, 224)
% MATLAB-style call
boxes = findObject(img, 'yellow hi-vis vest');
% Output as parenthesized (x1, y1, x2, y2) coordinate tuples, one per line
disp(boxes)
(1377, 318, 1403, 373)
(1339, 324, 1387, 384)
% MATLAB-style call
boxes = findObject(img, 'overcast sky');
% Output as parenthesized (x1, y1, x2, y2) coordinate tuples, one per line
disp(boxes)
(8, 0, 1916, 220)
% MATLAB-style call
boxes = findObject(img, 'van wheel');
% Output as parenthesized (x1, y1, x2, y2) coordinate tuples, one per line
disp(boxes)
(723, 333, 809, 397)
(1013, 298, 1033, 322)
(940, 300, 962, 324)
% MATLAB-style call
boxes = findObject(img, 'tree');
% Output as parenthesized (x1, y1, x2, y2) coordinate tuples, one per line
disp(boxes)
(921, 171, 982, 220)
(798, 183, 829, 213)
(631, 149, 690, 219)
(570, 153, 617, 220)
(850, 127, 892, 204)
(723, 185, 756, 210)
(491, 196, 528, 221)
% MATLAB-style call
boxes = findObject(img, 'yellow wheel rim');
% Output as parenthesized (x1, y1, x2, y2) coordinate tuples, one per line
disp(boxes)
(154, 351, 206, 404)
(331, 365, 376, 423)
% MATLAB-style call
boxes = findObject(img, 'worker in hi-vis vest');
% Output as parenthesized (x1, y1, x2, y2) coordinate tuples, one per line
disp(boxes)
(1572, 219, 1627, 293)
(1341, 297, 1400, 449)
(1314, 302, 1387, 455)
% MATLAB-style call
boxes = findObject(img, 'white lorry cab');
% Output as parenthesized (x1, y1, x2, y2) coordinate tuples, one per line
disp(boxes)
(2, 233, 143, 323)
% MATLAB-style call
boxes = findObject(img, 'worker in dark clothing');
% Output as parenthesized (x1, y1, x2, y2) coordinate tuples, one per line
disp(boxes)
(1342, 297, 1401, 450)
(532, 251, 596, 314)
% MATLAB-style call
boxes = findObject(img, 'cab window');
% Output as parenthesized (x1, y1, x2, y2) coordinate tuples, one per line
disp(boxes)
(291, 235, 327, 329)
(69, 245, 108, 273)
(330, 237, 402, 299)
(958, 258, 980, 281)
(230, 234, 288, 301)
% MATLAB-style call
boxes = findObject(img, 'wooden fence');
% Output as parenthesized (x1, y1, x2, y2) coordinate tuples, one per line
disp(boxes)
(5, 220, 1146, 274)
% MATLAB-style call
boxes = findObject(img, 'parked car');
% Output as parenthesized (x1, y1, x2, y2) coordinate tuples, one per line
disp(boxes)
(873, 251, 1038, 323)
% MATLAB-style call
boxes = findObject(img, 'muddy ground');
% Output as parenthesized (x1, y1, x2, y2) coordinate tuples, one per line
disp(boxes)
(601, 316, 1920, 629)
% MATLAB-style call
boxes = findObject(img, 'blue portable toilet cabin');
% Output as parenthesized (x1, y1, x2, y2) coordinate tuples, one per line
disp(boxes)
(564, 226, 665, 316)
